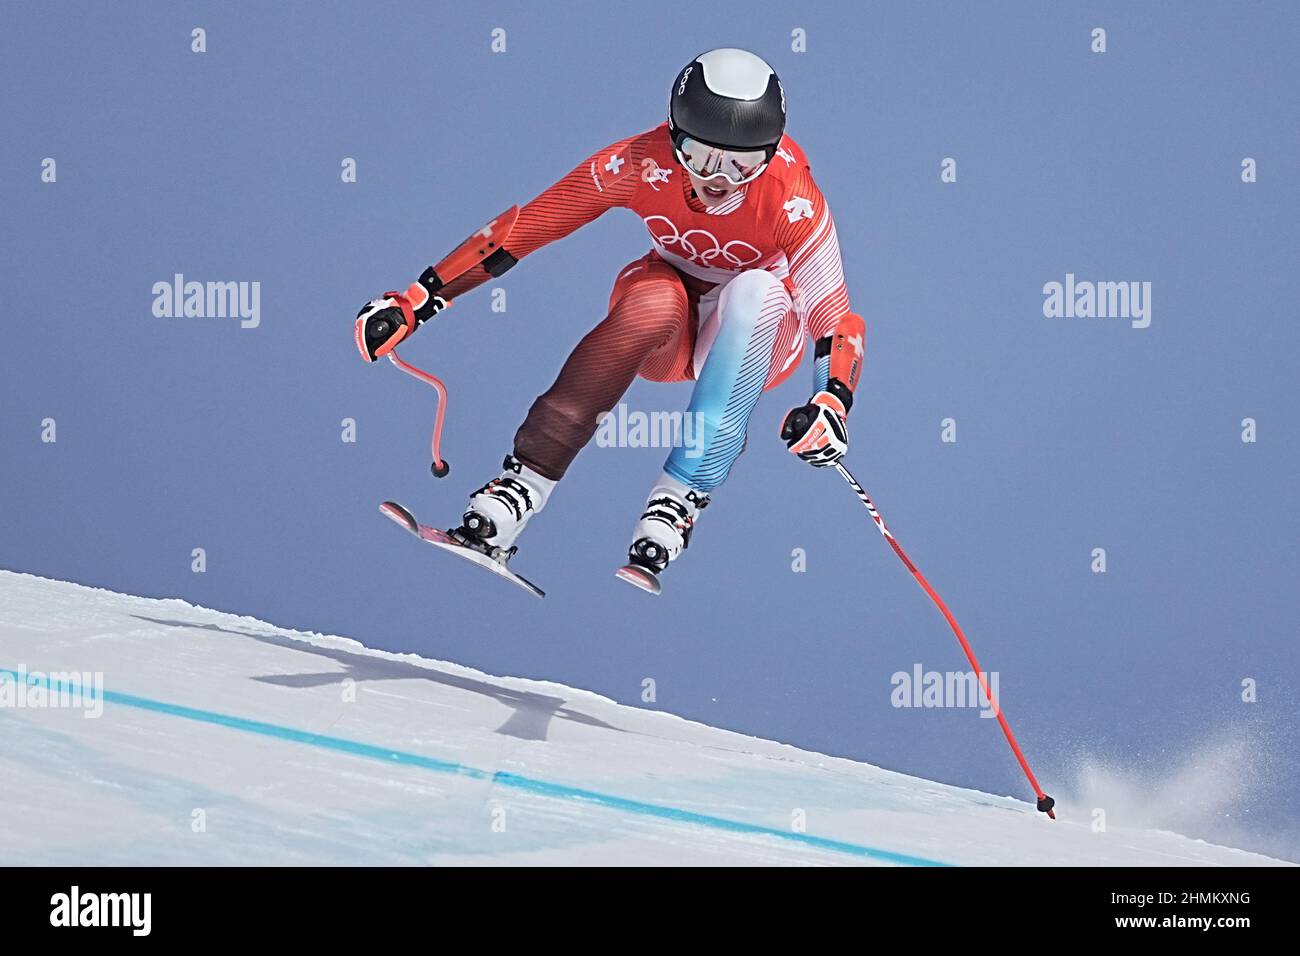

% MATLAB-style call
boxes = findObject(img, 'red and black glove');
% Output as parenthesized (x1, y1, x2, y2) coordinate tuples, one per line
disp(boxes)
(783, 317, 864, 468)
(355, 206, 522, 363)
(781, 390, 849, 468)
(354, 284, 450, 363)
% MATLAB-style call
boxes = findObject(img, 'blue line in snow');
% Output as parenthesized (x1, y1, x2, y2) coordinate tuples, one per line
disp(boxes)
(1, 666, 949, 866)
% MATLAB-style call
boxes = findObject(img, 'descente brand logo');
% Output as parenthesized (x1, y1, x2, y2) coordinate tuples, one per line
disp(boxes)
(50, 886, 151, 936)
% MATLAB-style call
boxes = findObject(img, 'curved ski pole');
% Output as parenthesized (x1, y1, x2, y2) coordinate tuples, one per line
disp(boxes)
(387, 351, 450, 477)
(377, 205, 521, 478)
(833, 461, 1056, 819)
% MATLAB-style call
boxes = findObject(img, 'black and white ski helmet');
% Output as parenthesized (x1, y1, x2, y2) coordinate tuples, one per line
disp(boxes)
(668, 48, 785, 156)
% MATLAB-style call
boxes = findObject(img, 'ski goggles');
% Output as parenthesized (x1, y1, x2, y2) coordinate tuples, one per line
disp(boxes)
(673, 136, 771, 186)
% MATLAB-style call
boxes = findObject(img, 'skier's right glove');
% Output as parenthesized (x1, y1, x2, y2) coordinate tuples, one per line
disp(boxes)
(354, 286, 448, 362)
(781, 391, 849, 468)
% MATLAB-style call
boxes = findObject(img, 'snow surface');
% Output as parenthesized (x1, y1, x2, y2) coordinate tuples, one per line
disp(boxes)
(0, 571, 1288, 866)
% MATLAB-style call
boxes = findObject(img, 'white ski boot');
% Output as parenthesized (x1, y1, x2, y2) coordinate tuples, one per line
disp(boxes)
(459, 455, 557, 558)
(616, 473, 710, 595)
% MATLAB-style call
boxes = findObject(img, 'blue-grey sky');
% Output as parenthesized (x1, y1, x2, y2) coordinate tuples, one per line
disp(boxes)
(2, 1, 1297, 858)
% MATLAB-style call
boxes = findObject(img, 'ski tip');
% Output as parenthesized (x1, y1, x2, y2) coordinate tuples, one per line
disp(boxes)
(615, 563, 662, 596)
(379, 501, 418, 534)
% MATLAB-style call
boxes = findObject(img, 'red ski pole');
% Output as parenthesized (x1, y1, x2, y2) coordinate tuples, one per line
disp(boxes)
(833, 462, 1056, 819)
(387, 351, 451, 478)
(358, 205, 521, 480)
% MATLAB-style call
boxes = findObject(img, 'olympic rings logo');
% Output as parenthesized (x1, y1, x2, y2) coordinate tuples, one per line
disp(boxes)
(643, 215, 763, 269)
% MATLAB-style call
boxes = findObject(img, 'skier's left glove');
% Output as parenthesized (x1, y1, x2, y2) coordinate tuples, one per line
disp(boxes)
(354, 286, 448, 363)
(781, 391, 848, 468)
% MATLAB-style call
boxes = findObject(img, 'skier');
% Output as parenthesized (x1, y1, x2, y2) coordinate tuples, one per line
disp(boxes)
(357, 48, 865, 593)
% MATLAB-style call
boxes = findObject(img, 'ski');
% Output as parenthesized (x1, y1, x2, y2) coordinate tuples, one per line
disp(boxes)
(379, 501, 545, 599)
(614, 562, 662, 596)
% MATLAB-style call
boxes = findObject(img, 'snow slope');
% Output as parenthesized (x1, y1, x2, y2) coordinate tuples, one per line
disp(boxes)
(0, 571, 1287, 866)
